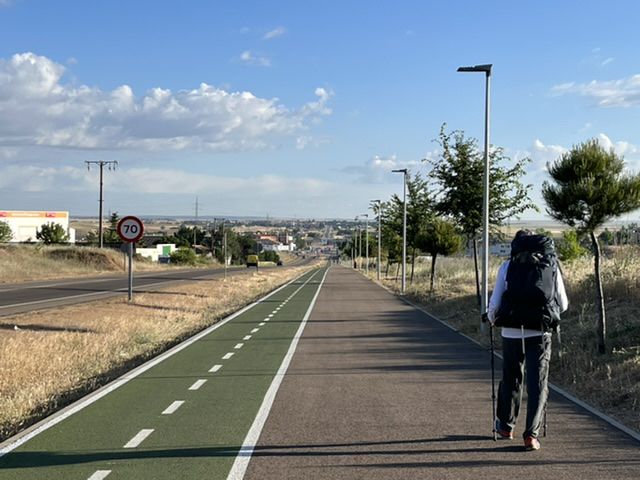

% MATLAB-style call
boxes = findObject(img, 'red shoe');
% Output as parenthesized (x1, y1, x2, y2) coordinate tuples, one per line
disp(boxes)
(495, 420, 513, 439)
(524, 436, 541, 451)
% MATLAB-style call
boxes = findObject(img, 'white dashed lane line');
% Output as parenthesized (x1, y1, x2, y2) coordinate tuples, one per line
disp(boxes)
(189, 379, 207, 390)
(234, 343, 244, 350)
(209, 364, 223, 373)
(251, 328, 259, 333)
(87, 471, 111, 480)
(123, 429, 154, 448)
(243, 335, 252, 340)
(162, 401, 185, 415)
(222, 352, 234, 360)
(259, 322, 266, 326)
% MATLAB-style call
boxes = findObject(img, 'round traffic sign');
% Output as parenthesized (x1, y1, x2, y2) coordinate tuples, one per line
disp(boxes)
(117, 216, 144, 243)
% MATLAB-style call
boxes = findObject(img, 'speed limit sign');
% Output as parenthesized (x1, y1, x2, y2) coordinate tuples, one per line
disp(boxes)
(117, 216, 144, 243)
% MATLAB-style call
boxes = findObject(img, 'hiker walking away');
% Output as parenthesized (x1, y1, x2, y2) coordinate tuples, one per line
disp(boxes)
(487, 230, 568, 451)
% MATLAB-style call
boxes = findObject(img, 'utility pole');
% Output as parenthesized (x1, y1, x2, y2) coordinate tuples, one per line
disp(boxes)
(392, 168, 408, 294)
(371, 200, 382, 280)
(85, 161, 118, 248)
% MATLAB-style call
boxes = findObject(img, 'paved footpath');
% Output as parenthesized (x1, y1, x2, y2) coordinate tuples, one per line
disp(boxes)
(243, 267, 640, 480)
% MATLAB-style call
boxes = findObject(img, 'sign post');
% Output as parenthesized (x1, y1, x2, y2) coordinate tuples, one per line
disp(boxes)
(116, 216, 144, 301)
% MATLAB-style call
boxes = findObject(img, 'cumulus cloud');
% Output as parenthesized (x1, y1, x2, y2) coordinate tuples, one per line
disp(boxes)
(239, 50, 271, 67)
(263, 26, 286, 40)
(551, 74, 640, 107)
(341, 154, 425, 183)
(0, 52, 332, 152)
(0, 164, 333, 198)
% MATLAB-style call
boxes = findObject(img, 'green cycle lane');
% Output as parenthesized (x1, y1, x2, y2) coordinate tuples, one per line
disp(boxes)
(0, 267, 328, 480)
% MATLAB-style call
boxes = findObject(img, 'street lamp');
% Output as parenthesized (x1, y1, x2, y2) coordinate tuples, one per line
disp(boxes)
(457, 63, 492, 328)
(371, 200, 382, 280)
(360, 213, 369, 275)
(391, 168, 408, 294)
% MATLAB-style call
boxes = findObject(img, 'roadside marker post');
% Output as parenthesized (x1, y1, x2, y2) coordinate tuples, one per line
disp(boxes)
(116, 216, 145, 302)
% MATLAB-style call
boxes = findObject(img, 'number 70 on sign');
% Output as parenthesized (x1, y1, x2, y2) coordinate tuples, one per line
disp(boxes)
(117, 216, 145, 243)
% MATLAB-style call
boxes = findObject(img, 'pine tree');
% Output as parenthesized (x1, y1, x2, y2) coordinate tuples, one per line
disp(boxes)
(543, 139, 640, 354)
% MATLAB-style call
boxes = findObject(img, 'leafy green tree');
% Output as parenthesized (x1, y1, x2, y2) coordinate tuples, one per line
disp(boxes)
(598, 228, 615, 246)
(386, 172, 433, 282)
(259, 250, 280, 262)
(428, 125, 536, 305)
(170, 247, 198, 265)
(557, 229, 588, 261)
(36, 223, 69, 244)
(101, 212, 121, 245)
(0, 221, 13, 242)
(417, 218, 462, 292)
(542, 139, 640, 354)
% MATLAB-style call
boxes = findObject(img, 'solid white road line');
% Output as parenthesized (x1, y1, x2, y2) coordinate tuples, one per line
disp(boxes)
(162, 401, 185, 415)
(123, 429, 154, 448)
(250, 328, 259, 333)
(189, 380, 207, 390)
(234, 343, 244, 349)
(87, 471, 111, 480)
(209, 365, 223, 373)
(226, 268, 328, 480)
(222, 352, 234, 360)
(243, 335, 252, 340)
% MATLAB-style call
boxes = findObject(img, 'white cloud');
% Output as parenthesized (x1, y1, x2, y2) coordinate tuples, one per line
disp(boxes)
(0, 164, 332, 197)
(341, 154, 425, 183)
(0, 52, 332, 152)
(551, 74, 640, 107)
(601, 57, 614, 67)
(239, 50, 271, 67)
(263, 27, 286, 40)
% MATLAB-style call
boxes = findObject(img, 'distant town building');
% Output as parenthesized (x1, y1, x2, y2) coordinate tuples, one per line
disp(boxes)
(0, 210, 76, 243)
(137, 243, 176, 262)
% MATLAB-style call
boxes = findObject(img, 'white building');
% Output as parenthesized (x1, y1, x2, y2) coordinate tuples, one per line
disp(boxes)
(0, 210, 76, 243)
(137, 244, 176, 262)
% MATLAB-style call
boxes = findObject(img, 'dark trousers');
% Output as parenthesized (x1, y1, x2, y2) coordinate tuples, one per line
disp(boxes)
(497, 334, 551, 438)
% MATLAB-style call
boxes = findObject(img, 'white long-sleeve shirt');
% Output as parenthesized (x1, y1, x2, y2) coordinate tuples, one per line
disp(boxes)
(488, 260, 569, 339)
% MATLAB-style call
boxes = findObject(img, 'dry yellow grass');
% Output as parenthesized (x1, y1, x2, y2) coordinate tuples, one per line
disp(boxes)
(374, 248, 640, 432)
(0, 244, 213, 284)
(0, 262, 320, 441)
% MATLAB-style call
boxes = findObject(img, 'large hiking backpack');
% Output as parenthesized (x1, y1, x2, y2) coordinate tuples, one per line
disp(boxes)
(495, 234, 560, 331)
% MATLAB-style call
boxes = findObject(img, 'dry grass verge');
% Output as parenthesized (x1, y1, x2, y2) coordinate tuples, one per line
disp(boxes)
(0, 262, 320, 441)
(0, 244, 209, 284)
(373, 248, 640, 432)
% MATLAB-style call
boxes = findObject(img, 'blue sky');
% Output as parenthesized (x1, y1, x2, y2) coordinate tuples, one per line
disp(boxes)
(1, 0, 639, 220)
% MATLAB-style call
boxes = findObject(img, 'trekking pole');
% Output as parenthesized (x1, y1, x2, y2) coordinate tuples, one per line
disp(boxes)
(483, 313, 497, 441)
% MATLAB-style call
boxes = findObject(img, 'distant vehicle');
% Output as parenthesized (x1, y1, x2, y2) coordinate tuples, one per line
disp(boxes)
(246, 255, 259, 267)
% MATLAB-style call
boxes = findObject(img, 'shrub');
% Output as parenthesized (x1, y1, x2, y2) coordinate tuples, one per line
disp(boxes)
(169, 247, 198, 265)
(557, 229, 588, 262)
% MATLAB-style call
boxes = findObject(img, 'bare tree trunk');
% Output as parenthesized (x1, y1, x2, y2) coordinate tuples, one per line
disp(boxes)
(385, 260, 390, 278)
(430, 253, 437, 293)
(410, 248, 416, 284)
(472, 237, 481, 308)
(590, 231, 607, 354)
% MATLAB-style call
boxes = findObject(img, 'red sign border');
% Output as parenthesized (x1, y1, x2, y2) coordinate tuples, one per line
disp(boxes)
(116, 216, 145, 243)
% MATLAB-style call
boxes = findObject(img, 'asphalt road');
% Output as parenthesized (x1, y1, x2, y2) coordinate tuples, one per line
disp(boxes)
(1, 265, 638, 480)
(0, 258, 311, 316)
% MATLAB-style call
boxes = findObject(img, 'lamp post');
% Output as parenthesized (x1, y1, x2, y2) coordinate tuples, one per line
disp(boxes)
(371, 200, 382, 280)
(457, 63, 492, 328)
(392, 168, 408, 294)
(359, 213, 369, 275)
